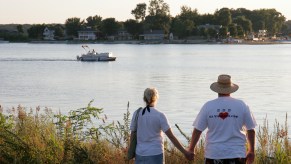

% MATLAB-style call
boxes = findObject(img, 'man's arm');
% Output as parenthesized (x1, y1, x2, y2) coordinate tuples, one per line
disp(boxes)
(189, 128, 202, 152)
(246, 129, 255, 164)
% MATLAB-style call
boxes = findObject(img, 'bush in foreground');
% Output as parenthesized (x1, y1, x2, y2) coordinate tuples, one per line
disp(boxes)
(0, 102, 290, 163)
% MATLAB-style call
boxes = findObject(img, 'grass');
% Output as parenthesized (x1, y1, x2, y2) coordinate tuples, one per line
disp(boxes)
(0, 102, 290, 164)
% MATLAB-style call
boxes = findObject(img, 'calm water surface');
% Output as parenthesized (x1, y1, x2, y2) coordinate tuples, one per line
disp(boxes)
(0, 43, 291, 137)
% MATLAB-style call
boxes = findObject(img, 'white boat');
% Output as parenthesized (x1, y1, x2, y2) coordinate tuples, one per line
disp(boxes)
(77, 45, 116, 61)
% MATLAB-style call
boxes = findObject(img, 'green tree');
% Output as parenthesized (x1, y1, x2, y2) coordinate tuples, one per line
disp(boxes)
(230, 8, 252, 20)
(144, 14, 171, 34)
(199, 27, 207, 38)
(65, 17, 84, 37)
(215, 8, 232, 27)
(171, 6, 197, 38)
(171, 18, 195, 38)
(50, 24, 65, 38)
(170, 18, 184, 38)
(27, 24, 46, 39)
(144, 0, 171, 34)
(228, 23, 237, 37)
(249, 10, 265, 32)
(124, 19, 143, 39)
(148, 0, 170, 16)
(219, 26, 228, 38)
(179, 6, 199, 22)
(208, 28, 218, 38)
(101, 18, 121, 36)
(86, 15, 102, 30)
(265, 9, 285, 35)
(236, 25, 244, 38)
(249, 9, 285, 35)
(282, 20, 291, 35)
(198, 14, 216, 25)
(131, 3, 147, 22)
(233, 16, 252, 33)
(16, 25, 24, 33)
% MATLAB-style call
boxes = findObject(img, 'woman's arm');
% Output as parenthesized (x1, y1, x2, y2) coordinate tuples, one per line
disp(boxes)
(165, 128, 194, 160)
(128, 131, 135, 146)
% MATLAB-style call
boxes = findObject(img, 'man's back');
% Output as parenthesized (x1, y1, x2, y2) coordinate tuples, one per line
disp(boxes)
(193, 96, 256, 158)
(189, 74, 257, 163)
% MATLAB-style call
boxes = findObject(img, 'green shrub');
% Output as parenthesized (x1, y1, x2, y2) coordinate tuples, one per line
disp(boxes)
(0, 103, 290, 163)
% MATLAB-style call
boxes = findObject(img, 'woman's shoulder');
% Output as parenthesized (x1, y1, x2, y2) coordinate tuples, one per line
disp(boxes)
(151, 108, 167, 118)
(132, 107, 143, 117)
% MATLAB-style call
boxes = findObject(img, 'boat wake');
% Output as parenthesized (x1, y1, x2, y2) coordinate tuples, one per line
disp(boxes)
(0, 58, 76, 62)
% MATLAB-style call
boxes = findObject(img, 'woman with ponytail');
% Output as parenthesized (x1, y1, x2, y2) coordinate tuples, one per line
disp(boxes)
(129, 88, 194, 164)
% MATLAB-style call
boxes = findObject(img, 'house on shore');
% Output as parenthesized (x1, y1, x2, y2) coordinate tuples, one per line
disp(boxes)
(258, 30, 267, 38)
(107, 30, 133, 40)
(247, 30, 268, 41)
(43, 27, 55, 40)
(139, 30, 164, 40)
(197, 24, 222, 32)
(116, 30, 132, 40)
(78, 28, 97, 40)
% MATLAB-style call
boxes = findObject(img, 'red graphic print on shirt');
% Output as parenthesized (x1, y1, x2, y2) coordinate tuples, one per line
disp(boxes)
(219, 112, 229, 120)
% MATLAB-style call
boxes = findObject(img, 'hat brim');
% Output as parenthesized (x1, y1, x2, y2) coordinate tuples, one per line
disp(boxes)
(210, 82, 239, 94)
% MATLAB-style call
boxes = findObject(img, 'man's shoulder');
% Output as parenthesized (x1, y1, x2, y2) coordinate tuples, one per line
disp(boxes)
(205, 97, 223, 104)
(202, 99, 220, 109)
(229, 97, 247, 105)
(205, 97, 247, 105)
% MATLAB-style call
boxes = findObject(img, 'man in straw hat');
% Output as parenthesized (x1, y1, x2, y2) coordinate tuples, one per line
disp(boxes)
(188, 74, 257, 164)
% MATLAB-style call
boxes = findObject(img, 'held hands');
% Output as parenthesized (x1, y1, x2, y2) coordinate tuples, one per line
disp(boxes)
(246, 151, 255, 164)
(183, 149, 194, 161)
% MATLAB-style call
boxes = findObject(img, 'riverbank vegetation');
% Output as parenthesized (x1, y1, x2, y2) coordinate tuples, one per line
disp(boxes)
(0, 102, 290, 163)
(1, 0, 291, 42)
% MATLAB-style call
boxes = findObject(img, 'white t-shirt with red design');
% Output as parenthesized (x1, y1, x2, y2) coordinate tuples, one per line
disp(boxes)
(193, 96, 257, 159)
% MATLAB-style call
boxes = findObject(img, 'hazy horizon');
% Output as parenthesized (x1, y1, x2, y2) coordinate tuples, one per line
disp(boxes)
(0, 0, 290, 24)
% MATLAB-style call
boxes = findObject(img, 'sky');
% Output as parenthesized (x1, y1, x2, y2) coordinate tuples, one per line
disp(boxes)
(0, 0, 290, 24)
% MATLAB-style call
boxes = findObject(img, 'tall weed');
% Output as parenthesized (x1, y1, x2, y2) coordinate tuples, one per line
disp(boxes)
(0, 102, 290, 163)
(256, 114, 290, 163)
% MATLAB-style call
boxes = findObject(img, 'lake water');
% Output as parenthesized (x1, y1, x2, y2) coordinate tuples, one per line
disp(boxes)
(0, 43, 291, 138)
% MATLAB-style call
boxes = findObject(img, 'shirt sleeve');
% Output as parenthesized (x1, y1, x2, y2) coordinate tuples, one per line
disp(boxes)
(130, 110, 138, 131)
(244, 105, 257, 130)
(192, 104, 208, 131)
(159, 112, 171, 132)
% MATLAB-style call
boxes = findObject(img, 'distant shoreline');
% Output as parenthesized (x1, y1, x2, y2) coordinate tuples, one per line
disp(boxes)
(3, 39, 291, 45)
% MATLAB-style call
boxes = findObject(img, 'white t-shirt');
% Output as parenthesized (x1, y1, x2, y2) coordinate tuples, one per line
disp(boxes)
(130, 107, 170, 156)
(193, 97, 257, 159)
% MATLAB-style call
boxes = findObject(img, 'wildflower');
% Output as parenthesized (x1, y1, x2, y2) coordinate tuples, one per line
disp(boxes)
(66, 120, 72, 128)
(122, 147, 128, 153)
(11, 107, 15, 113)
(278, 129, 287, 138)
(36, 106, 40, 112)
(18, 109, 26, 120)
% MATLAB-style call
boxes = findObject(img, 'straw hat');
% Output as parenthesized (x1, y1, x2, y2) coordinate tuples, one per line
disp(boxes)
(210, 74, 239, 94)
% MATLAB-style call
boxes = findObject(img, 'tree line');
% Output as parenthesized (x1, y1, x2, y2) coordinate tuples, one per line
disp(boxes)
(1, 0, 290, 41)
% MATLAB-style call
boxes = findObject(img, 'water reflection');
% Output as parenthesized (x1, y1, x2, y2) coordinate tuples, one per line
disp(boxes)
(0, 43, 291, 138)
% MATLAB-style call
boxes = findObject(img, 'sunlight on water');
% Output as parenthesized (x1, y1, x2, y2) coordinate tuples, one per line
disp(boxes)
(1, 43, 291, 139)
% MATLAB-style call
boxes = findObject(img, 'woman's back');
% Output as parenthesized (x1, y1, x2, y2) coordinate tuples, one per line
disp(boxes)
(133, 107, 170, 156)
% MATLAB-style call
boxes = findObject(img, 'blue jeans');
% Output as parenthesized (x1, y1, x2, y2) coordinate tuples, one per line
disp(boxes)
(135, 153, 164, 164)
